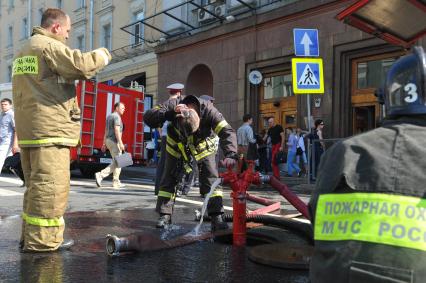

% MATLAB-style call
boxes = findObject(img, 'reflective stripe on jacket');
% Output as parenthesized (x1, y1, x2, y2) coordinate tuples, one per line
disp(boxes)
(145, 97, 237, 161)
(12, 27, 111, 147)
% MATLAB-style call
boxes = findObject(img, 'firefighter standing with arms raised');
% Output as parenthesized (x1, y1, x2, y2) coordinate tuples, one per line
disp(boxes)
(309, 46, 426, 282)
(12, 8, 111, 252)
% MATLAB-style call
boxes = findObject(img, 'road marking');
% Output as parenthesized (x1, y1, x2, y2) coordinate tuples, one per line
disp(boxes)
(0, 176, 24, 185)
(0, 188, 23, 196)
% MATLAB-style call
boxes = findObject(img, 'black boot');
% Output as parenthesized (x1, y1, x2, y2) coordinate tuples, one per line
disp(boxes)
(210, 214, 229, 232)
(156, 214, 171, 228)
(57, 239, 74, 251)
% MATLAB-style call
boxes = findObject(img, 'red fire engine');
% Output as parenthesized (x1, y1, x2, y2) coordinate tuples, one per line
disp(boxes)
(70, 80, 144, 177)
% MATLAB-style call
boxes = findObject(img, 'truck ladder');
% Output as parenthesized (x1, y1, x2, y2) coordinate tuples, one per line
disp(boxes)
(79, 80, 98, 156)
(133, 98, 144, 159)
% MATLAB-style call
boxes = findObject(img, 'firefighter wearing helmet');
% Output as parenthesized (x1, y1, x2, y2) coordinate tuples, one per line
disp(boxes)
(309, 46, 426, 283)
(144, 94, 238, 230)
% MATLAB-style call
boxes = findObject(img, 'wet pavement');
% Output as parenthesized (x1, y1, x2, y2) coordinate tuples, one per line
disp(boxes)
(1, 208, 311, 282)
(0, 167, 314, 282)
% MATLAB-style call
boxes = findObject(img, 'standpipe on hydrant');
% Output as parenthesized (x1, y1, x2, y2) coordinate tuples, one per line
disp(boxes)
(220, 161, 263, 247)
(220, 161, 311, 247)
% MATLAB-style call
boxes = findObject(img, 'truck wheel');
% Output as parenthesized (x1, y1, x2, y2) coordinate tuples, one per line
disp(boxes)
(79, 166, 98, 178)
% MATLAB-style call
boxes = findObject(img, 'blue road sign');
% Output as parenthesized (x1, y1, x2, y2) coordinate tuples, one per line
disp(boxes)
(291, 58, 324, 94)
(293, 28, 319, 57)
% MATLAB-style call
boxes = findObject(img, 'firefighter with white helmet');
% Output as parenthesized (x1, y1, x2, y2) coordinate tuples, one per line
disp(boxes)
(309, 46, 426, 282)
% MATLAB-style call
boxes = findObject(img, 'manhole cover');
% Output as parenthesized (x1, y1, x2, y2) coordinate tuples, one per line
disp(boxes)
(249, 243, 313, 270)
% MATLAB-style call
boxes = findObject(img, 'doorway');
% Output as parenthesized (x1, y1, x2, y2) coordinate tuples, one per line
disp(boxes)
(351, 51, 405, 135)
(353, 105, 375, 134)
(258, 71, 297, 132)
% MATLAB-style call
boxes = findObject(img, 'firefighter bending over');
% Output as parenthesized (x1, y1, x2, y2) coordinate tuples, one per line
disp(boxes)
(144, 95, 238, 231)
(309, 46, 426, 282)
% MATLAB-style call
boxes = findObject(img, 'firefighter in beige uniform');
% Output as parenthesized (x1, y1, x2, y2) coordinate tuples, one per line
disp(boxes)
(12, 8, 111, 252)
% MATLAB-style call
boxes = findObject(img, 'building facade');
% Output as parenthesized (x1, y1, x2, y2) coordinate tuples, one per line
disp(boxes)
(137, 0, 426, 138)
(0, 0, 159, 104)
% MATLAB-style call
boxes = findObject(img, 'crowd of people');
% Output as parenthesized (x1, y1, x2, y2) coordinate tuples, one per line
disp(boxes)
(236, 115, 325, 181)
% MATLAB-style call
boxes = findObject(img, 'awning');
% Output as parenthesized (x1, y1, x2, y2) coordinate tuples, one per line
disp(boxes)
(337, 0, 426, 47)
(115, 73, 145, 88)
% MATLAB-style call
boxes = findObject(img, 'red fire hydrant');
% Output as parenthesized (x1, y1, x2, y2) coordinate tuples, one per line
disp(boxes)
(220, 161, 261, 246)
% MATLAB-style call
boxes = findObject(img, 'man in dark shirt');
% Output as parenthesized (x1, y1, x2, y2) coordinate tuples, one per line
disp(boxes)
(263, 117, 284, 179)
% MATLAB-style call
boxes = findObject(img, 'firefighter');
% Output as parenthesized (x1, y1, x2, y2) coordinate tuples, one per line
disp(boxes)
(12, 8, 111, 252)
(144, 95, 238, 230)
(155, 83, 185, 195)
(309, 46, 426, 282)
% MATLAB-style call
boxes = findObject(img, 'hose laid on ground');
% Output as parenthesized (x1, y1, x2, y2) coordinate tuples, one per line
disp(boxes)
(195, 211, 313, 244)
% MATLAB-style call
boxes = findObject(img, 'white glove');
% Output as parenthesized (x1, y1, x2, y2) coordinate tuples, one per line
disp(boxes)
(222, 158, 237, 168)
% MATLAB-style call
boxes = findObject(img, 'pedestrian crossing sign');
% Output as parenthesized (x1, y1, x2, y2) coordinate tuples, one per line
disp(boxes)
(291, 58, 324, 94)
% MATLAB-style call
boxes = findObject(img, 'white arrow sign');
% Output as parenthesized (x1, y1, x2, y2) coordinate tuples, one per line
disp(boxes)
(300, 32, 313, 56)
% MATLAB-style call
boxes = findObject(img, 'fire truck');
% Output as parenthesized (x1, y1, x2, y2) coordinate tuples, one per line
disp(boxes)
(71, 80, 144, 177)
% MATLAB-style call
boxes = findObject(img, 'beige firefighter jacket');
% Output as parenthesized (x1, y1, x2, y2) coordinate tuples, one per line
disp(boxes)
(12, 26, 111, 147)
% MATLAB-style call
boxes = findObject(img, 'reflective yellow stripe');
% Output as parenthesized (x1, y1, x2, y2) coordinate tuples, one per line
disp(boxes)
(158, 190, 174, 199)
(12, 56, 38, 76)
(166, 145, 181, 158)
(177, 143, 189, 161)
(195, 149, 215, 161)
(188, 143, 198, 156)
(210, 191, 223, 198)
(315, 193, 426, 252)
(214, 120, 228, 135)
(19, 138, 79, 146)
(166, 135, 177, 146)
(153, 105, 161, 110)
(22, 213, 64, 227)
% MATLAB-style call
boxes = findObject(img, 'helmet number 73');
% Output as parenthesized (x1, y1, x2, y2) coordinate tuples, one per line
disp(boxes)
(404, 83, 418, 103)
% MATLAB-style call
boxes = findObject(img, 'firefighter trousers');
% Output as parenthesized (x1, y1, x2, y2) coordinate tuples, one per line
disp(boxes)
(20, 146, 70, 251)
(156, 152, 224, 216)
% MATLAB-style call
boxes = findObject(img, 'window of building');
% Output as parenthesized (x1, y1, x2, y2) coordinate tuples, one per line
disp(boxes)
(8, 0, 13, 9)
(57, 0, 62, 9)
(7, 25, 13, 46)
(356, 58, 397, 89)
(263, 73, 294, 100)
(77, 35, 85, 51)
(79, 0, 85, 8)
(102, 23, 111, 50)
(22, 18, 28, 39)
(7, 65, 12, 82)
(133, 11, 144, 45)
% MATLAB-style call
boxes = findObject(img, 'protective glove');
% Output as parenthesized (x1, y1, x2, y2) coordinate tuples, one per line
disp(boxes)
(222, 158, 237, 168)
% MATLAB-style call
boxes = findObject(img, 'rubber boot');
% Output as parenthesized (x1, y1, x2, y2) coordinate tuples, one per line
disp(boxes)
(210, 214, 229, 232)
(156, 214, 171, 228)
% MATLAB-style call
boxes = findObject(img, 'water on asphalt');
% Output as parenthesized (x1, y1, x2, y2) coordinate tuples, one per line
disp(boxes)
(0, 208, 310, 282)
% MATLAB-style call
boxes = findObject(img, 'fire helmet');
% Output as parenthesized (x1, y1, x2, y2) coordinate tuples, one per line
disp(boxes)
(380, 46, 426, 117)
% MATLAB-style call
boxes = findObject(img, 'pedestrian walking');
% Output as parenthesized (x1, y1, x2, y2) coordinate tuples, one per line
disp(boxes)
(286, 127, 301, 177)
(237, 114, 257, 171)
(13, 8, 111, 252)
(0, 98, 18, 173)
(144, 95, 238, 231)
(295, 128, 307, 175)
(309, 119, 325, 181)
(263, 117, 285, 179)
(95, 102, 126, 189)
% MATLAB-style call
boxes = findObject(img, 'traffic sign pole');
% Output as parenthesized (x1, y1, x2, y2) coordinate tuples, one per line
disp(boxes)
(307, 94, 311, 184)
